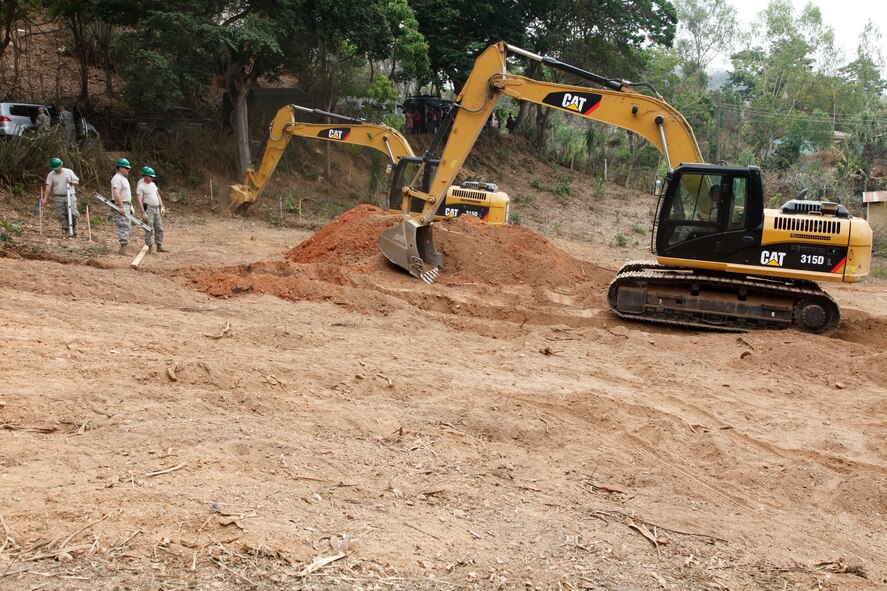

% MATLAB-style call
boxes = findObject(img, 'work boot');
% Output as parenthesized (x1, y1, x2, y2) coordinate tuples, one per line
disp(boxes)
(156, 245, 170, 253)
(117, 244, 128, 255)
(148, 245, 156, 254)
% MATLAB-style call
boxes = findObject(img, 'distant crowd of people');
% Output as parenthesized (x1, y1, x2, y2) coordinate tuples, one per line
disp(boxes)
(404, 108, 448, 135)
(404, 107, 506, 135)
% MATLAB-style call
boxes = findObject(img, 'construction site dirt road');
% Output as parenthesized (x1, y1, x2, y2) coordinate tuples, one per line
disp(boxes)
(1, 207, 886, 590)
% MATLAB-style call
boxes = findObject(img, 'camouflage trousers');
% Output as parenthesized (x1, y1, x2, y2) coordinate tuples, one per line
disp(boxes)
(114, 202, 133, 245)
(52, 193, 79, 234)
(144, 205, 163, 246)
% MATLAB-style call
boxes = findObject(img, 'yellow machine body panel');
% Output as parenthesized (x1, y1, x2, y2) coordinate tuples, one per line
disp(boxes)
(439, 186, 510, 225)
(656, 208, 872, 284)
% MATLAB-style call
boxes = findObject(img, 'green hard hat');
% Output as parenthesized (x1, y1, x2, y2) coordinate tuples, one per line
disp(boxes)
(141, 166, 156, 178)
(50, 157, 63, 171)
(116, 158, 131, 169)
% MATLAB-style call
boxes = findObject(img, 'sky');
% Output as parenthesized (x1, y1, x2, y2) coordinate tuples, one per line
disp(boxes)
(728, 0, 886, 64)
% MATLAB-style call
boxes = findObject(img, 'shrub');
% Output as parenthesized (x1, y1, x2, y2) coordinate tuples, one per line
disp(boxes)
(0, 219, 23, 242)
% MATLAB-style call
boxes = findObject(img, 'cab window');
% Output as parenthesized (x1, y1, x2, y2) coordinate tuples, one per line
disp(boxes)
(728, 177, 747, 230)
(663, 173, 724, 247)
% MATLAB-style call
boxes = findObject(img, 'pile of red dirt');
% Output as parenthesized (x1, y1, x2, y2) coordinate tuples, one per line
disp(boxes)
(169, 205, 613, 316)
(285, 204, 605, 288)
(286, 204, 394, 268)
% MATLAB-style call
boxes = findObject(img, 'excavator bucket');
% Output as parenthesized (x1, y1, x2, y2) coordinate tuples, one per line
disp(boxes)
(379, 219, 442, 283)
(223, 184, 253, 214)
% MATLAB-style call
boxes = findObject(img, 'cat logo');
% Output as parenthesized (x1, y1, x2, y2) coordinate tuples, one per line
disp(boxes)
(562, 93, 587, 112)
(317, 127, 351, 141)
(760, 250, 786, 267)
(541, 91, 602, 116)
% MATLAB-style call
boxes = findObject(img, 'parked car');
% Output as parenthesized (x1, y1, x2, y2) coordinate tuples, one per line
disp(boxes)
(134, 107, 213, 134)
(127, 106, 214, 147)
(0, 102, 99, 145)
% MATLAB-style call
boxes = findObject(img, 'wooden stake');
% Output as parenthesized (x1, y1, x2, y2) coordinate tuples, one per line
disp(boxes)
(86, 205, 92, 241)
(299, 199, 302, 223)
(39, 203, 43, 235)
(130, 244, 149, 270)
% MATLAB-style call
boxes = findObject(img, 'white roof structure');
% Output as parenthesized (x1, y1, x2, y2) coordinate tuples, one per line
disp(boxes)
(862, 191, 887, 203)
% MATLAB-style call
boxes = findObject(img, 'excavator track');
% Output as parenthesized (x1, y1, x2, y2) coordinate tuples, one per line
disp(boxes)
(607, 261, 840, 333)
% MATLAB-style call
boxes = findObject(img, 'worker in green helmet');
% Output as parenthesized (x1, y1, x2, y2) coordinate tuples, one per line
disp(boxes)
(135, 166, 168, 254)
(111, 157, 133, 254)
(41, 157, 80, 236)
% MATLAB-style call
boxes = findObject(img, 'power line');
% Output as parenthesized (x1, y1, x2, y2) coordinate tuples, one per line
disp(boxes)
(716, 103, 887, 124)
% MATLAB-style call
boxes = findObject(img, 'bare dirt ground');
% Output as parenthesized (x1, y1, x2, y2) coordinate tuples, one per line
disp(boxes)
(2, 201, 887, 591)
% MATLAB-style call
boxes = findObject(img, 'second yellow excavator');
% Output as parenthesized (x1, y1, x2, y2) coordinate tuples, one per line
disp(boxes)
(226, 104, 510, 225)
(378, 42, 873, 332)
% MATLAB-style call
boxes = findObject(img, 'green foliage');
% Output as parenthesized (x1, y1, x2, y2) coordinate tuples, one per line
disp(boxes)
(0, 132, 107, 190)
(366, 76, 399, 103)
(125, 128, 238, 181)
(615, 233, 628, 247)
(554, 173, 573, 204)
(513, 193, 536, 207)
(509, 210, 522, 225)
(380, 113, 405, 131)
(632, 223, 647, 235)
(531, 178, 543, 190)
(0, 219, 23, 242)
(594, 177, 606, 199)
(551, 123, 588, 170)
(283, 190, 301, 213)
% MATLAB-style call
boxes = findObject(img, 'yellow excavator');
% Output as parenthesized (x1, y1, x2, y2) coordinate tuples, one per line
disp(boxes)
(379, 42, 873, 332)
(226, 104, 510, 224)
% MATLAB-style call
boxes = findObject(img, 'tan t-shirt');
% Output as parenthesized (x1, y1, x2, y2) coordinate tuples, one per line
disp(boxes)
(45, 168, 79, 196)
(137, 179, 160, 207)
(111, 172, 132, 203)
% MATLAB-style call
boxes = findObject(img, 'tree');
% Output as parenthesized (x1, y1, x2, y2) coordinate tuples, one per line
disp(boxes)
(727, 0, 838, 164)
(673, 0, 736, 78)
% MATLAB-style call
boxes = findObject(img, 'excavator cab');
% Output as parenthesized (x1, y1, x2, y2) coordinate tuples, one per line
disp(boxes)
(654, 164, 764, 264)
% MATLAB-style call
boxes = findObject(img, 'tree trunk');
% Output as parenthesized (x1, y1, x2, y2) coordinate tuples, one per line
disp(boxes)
(0, 0, 17, 63)
(534, 104, 551, 148)
(69, 14, 89, 104)
(233, 84, 251, 177)
(511, 61, 539, 133)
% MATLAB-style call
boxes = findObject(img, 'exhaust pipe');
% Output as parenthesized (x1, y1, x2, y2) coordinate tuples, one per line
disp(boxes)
(379, 219, 442, 283)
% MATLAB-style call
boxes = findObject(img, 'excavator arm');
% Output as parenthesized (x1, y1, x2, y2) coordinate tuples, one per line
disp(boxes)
(379, 42, 704, 282)
(227, 104, 414, 213)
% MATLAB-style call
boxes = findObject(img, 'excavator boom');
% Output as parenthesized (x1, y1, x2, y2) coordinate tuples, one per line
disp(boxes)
(226, 103, 510, 226)
(379, 42, 704, 280)
(226, 104, 414, 213)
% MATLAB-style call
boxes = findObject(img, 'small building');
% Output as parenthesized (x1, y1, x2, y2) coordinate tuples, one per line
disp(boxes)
(863, 191, 887, 231)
